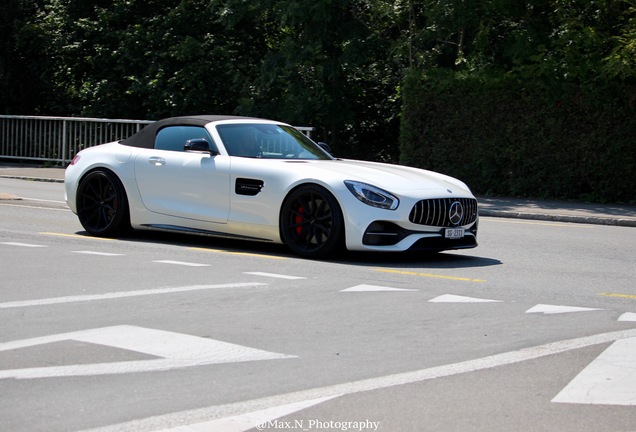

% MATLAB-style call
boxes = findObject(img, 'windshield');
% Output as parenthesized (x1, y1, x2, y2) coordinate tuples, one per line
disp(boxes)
(216, 124, 332, 160)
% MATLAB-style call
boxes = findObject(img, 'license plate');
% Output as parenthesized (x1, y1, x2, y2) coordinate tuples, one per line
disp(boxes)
(445, 228, 465, 239)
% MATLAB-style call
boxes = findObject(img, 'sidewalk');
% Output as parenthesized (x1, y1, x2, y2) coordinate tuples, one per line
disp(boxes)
(1, 163, 635, 227)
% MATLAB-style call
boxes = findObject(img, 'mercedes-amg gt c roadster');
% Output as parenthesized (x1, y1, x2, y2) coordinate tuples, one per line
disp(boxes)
(65, 115, 478, 258)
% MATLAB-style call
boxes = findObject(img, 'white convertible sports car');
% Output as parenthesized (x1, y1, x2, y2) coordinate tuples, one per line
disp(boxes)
(65, 115, 478, 258)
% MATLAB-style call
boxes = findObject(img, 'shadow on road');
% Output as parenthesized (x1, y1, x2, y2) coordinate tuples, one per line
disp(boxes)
(72, 230, 502, 269)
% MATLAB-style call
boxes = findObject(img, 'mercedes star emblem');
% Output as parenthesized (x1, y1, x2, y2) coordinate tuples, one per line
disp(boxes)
(449, 201, 464, 226)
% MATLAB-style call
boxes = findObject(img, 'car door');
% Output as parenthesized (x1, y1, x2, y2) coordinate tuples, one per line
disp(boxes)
(133, 125, 231, 223)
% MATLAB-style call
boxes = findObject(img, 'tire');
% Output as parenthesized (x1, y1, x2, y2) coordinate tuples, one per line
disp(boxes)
(76, 169, 130, 237)
(280, 184, 344, 258)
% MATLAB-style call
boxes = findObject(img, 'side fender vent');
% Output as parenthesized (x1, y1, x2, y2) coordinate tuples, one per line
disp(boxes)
(235, 178, 264, 196)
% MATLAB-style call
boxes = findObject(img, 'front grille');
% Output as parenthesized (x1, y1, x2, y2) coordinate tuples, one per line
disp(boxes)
(409, 198, 478, 227)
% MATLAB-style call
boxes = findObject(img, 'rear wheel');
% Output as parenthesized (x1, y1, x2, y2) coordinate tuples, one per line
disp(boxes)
(280, 185, 344, 258)
(76, 169, 130, 237)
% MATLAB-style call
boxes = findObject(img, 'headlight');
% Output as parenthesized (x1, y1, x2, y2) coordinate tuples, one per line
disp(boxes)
(344, 181, 399, 210)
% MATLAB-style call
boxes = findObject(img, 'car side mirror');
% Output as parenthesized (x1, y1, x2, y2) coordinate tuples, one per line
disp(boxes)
(317, 142, 333, 156)
(185, 138, 218, 155)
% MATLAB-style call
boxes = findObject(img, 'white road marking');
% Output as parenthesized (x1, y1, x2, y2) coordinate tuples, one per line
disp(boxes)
(71, 251, 124, 256)
(0, 282, 267, 309)
(526, 304, 606, 314)
(22, 197, 67, 204)
(80, 328, 636, 432)
(153, 260, 210, 267)
(0, 325, 295, 380)
(156, 396, 341, 432)
(618, 312, 636, 322)
(244, 272, 306, 280)
(0, 241, 47, 248)
(340, 284, 417, 292)
(552, 337, 636, 405)
(429, 294, 502, 303)
(0, 203, 70, 211)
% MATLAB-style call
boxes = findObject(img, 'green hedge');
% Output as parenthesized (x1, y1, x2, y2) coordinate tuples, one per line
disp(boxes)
(399, 69, 636, 203)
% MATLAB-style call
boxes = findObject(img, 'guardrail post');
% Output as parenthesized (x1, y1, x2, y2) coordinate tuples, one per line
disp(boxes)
(62, 119, 68, 165)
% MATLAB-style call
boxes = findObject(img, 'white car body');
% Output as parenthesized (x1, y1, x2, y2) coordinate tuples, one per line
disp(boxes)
(65, 116, 478, 258)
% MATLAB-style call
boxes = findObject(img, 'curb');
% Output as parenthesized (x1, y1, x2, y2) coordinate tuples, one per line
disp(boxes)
(479, 209, 636, 228)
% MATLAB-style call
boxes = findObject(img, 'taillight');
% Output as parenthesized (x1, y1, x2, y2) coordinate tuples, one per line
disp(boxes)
(71, 154, 81, 165)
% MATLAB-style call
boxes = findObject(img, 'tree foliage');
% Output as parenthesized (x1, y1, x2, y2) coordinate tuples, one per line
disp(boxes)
(1, 0, 635, 200)
(399, 0, 636, 202)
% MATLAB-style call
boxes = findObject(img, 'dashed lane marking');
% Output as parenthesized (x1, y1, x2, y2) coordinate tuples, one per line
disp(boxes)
(0, 282, 267, 309)
(340, 284, 418, 292)
(375, 268, 486, 283)
(0, 242, 47, 248)
(244, 272, 307, 280)
(153, 260, 210, 267)
(71, 251, 124, 256)
(189, 247, 288, 260)
(0, 203, 69, 211)
(41, 232, 115, 241)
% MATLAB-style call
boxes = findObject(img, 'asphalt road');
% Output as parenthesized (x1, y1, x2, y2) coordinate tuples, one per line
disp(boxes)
(1, 178, 635, 432)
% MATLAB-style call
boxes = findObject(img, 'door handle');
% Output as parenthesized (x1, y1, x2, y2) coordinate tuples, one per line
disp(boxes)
(148, 156, 165, 166)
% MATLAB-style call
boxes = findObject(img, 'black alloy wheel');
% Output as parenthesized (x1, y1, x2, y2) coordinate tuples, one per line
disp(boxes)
(280, 184, 344, 258)
(76, 169, 130, 237)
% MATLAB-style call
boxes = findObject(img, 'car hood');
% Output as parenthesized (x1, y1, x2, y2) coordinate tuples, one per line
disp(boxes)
(289, 159, 473, 195)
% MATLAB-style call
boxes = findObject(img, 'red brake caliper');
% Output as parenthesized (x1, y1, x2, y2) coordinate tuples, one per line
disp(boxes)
(295, 205, 304, 236)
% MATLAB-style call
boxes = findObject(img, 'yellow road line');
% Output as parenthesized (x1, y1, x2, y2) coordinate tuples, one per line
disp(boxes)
(600, 292, 636, 300)
(189, 247, 288, 260)
(40, 232, 115, 241)
(375, 268, 486, 283)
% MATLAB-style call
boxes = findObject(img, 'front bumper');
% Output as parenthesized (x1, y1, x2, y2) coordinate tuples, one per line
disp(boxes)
(362, 220, 478, 251)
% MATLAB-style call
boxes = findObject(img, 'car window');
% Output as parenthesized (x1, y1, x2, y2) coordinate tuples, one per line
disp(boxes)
(217, 124, 332, 159)
(154, 126, 215, 152)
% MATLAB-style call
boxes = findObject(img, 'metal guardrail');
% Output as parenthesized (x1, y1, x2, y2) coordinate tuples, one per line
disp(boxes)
(0, 115, 152, 165)
(0, 115, 314, 165)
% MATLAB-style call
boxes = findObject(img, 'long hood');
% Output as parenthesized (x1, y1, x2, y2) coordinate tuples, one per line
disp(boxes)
(292, 159, 473, 195)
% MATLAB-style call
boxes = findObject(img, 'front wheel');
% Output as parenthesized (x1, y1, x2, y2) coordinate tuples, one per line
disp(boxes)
(280, 184, 344, 258)
(76, 169, 130, 237)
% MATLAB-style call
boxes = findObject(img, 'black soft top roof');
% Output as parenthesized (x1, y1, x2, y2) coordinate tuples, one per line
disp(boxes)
(120, 115, 264, 149)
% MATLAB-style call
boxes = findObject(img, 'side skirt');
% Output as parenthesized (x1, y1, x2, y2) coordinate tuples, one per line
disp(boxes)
(140, 224, 274, 243)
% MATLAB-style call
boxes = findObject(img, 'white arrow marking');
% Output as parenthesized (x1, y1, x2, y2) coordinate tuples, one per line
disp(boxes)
(552, 337, 636, 405)
(155, 395, 341, 432)
(340, 284, 417, 292)
(618, 312, 636, 322)
(0, 325, 295, 379)
(429, 294, 502, 303)
(526, 304, 606, 314)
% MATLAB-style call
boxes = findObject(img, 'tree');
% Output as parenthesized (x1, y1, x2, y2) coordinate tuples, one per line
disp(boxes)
(0, 0, 54, 114)
(244, 0, 403, 159)
(34, 0, 274, 118)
